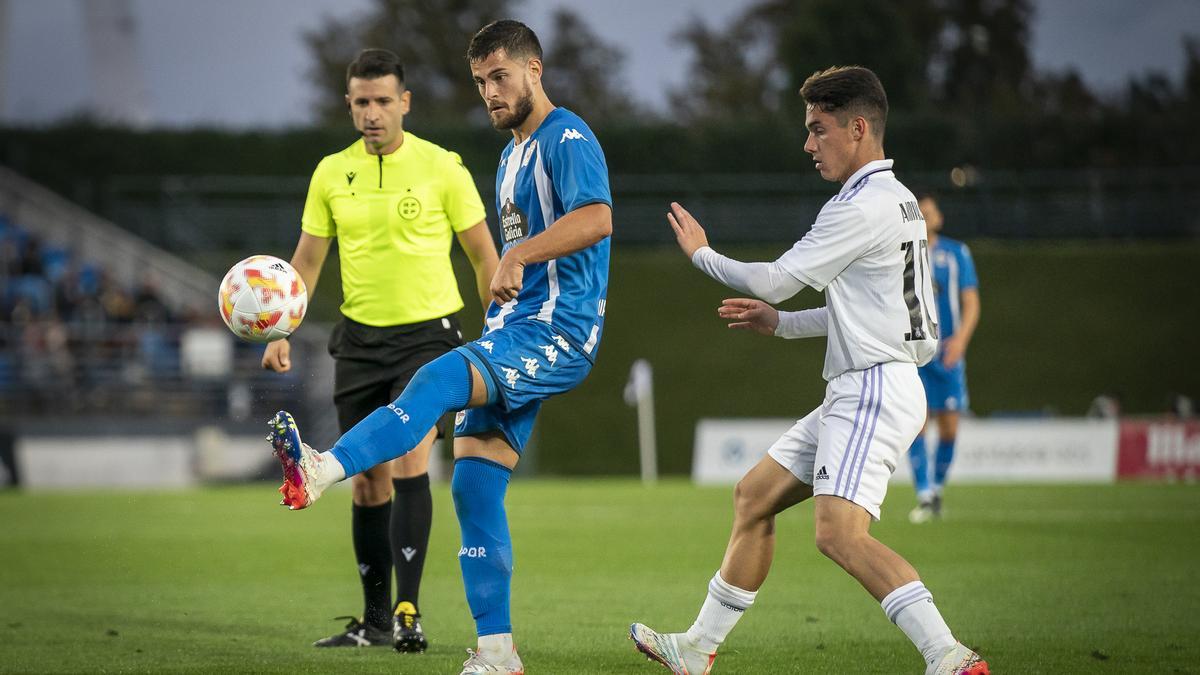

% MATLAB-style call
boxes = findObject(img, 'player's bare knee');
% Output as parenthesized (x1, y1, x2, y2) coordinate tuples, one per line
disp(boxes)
(813, 523, 862, 564)
(733, 476, 774, 523)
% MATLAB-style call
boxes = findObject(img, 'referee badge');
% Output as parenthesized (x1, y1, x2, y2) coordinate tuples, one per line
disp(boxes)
(398, 196, 422, 219)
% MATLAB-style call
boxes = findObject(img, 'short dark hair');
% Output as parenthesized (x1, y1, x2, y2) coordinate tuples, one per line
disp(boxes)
(346, 48, 405, 88)
(467, 20, 543, 63)
(799, 66, 888, 139)
(913, 190, 938, 203)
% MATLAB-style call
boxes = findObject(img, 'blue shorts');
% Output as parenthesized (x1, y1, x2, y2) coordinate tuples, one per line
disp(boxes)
(918, 359, 969, 413)
(454, 319, 593, 452)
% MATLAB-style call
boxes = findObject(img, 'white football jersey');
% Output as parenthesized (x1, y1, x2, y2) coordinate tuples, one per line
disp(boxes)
(778, 159, 938, 380)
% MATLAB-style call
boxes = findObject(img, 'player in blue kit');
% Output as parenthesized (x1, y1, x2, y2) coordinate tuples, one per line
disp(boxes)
(907, 193, 980, 523)
(267, 19, 612, 675)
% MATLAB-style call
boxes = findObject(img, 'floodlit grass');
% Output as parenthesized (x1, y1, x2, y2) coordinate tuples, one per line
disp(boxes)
(1, 481, 1198, 673)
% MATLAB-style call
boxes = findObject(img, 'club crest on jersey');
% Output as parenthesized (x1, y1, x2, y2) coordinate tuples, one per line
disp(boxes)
(539, 344, 558, 365)
(501, 367, 521, 388)
(500, 198, 529, 245)
(398, 195, 421, 219)
(521, 356, 539, 378)
(560, 128, 588, 143)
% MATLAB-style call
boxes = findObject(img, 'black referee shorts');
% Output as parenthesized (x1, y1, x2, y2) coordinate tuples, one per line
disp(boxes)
(328, 314, 464, 436)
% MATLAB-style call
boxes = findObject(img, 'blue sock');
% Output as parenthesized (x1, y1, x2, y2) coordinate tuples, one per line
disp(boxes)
(330, 351, 472, 477)
(452, 457, 513, 637)
(933, 438, 956, 490)
(908, 433, 931, 496)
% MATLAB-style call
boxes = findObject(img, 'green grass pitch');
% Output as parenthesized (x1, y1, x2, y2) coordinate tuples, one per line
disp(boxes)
(2, 481, 1198, 673)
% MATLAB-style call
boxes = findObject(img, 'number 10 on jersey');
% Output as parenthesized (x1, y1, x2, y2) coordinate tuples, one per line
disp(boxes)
(901, 240, 938, 342)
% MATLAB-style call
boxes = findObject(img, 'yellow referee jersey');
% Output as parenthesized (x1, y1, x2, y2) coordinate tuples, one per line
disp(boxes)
(301, 134, 486, 326)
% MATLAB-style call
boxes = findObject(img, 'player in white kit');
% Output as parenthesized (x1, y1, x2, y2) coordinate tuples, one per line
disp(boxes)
(630, 67, 988, 675)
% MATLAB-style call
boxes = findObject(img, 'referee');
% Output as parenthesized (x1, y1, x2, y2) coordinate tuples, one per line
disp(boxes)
(262, 48, 498, 651)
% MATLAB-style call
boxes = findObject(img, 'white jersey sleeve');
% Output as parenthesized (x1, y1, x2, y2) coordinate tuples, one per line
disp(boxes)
(690, 247, 807, 304)
(775, 307, 828, 339)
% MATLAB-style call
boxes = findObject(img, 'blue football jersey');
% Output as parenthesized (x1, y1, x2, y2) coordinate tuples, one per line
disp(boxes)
(929, 236, 978, 342)
(484, 107, 612, 361)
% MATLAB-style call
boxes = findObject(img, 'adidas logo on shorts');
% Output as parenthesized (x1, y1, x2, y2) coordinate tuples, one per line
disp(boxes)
(816, 465, 829, 480)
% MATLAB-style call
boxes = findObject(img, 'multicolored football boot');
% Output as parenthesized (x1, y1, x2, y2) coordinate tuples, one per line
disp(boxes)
(268, 410, 328, 510)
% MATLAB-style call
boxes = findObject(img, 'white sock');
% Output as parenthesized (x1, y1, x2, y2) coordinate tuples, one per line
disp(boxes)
(684, 572, 757, 653)
(882, 581, 956, 665)
(477, 632, 514, 662)
(317, 451, 346, 488)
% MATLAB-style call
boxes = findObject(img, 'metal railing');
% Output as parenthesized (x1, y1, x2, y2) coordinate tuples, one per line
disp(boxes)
(94, 167, 1200, 254)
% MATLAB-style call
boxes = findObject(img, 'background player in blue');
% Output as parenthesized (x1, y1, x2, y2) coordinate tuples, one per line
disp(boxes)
(908, 192, 981, 523)
(267, 19, 612, 675)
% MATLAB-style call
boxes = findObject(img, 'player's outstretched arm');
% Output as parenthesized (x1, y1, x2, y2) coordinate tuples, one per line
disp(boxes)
(490, 202, 612, 304)
(262, 232, 332, 373)
(668, 203, 806, 304)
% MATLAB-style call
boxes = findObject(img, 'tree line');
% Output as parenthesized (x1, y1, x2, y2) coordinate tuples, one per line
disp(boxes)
(305, 0, 1199, 170)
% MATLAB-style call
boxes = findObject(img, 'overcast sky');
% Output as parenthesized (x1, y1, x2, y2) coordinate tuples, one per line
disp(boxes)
(2, 0, 1197, 127)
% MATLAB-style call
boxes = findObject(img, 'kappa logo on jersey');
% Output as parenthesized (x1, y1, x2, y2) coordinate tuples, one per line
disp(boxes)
(387, 403, 411, 423)
(459, 546, 487, 558)
(345, 171, 356, 185)
(816, 465, 829, 481)
(560, 128, 588, 143)
(501, 367, 521, 388)
(478, 340, 494, 353)
(539, 344, 559, 366)
(552, 335, 571, 352)
(521, 356, 540, 378)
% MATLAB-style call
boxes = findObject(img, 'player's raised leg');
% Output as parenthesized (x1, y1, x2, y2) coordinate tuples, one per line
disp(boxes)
(269, 350, 483, 509)
(632, 456, 811, 674)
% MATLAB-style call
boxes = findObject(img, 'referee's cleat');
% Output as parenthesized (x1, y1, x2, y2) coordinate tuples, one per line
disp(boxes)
(268, 410, 328, 510)
(927, 642, 989, 675)
(392, 601, 428, 653)
(312, 616, 391, 647)
(630, 623, 716, 675)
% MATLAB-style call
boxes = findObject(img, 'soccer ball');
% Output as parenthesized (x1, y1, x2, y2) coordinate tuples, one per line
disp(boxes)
(218, 255, 307, 343)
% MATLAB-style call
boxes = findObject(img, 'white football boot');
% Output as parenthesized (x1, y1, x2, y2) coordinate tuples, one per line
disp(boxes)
(927, 642, 989, 675)
(630, 623, 716, 675)
(459, 647, 524, 674)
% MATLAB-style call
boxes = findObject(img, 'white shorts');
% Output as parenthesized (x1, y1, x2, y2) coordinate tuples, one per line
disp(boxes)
(767, 361, 926, 520)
